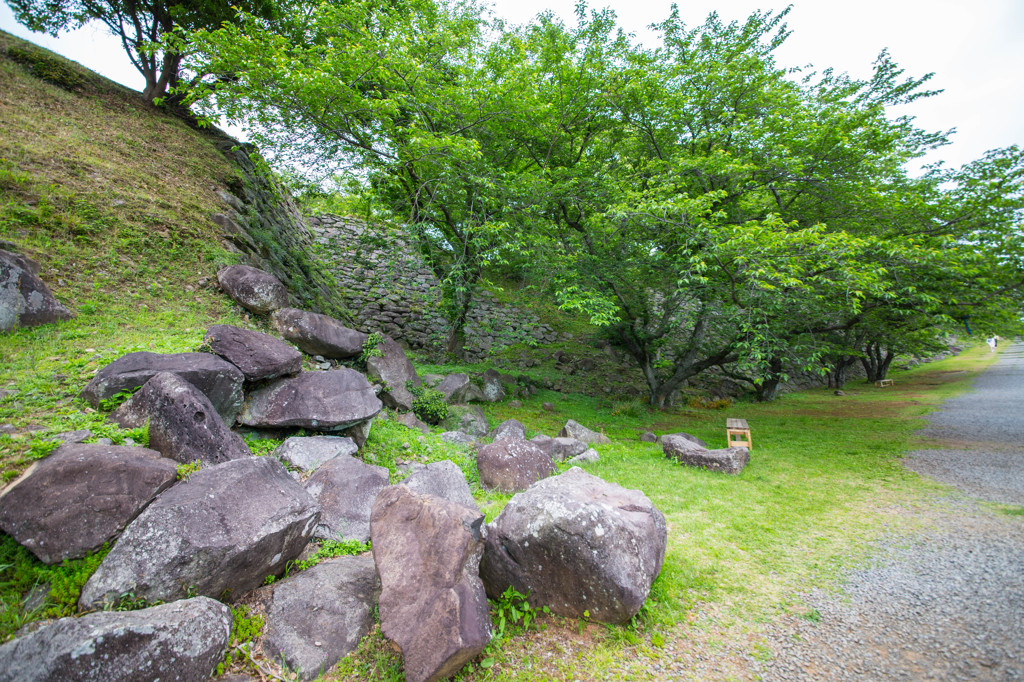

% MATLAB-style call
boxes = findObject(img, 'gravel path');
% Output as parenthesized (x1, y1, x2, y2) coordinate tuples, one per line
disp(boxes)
(758, 344, 1024, 681)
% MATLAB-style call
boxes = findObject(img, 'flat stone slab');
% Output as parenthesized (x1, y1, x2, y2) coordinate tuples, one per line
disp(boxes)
(271, 308, 367, 359)
(80, 351, 244, 425)
(239, 369, 382, 432)
(204, 324, 302, 382)
(79, 456, 320, 608)
(217, 264, 290, 314)
(260, 556, 380, 681)
(272, 436, 358, 472)
(0, 443, 176, 564)
(0, 597, 231, 682)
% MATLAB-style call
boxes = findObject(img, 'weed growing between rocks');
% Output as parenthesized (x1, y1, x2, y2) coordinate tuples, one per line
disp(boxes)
(216, 604, 266, 676)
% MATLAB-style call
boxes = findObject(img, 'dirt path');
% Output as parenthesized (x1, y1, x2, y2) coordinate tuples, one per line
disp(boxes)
(757, 344, 1024, 681)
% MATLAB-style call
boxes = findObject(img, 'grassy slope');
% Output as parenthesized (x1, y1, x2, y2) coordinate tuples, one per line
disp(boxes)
(0, 31, 1015, 682)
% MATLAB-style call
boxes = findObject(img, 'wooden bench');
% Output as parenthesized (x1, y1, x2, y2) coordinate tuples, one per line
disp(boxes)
(726, 418, 752, 450)
(875, 379, 894, 388)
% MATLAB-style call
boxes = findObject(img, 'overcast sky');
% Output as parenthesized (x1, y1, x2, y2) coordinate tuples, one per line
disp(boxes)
(2, 0, 1021, 171)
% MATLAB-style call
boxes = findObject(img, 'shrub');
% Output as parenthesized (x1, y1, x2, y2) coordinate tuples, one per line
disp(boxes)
(410, 386, 448, 425)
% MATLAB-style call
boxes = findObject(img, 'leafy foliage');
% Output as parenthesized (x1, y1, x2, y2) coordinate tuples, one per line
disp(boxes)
(409, 385, 449, 425)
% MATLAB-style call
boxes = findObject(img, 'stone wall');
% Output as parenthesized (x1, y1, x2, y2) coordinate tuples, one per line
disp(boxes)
(307, 215, 563, 361)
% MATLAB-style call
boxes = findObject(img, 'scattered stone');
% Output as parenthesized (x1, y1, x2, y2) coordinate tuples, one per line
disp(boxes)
(422, 374, 444, 388)
(203, 325, 302, 383)
(480, 370, 506, 403)
(0, 248, 75, 332)
(304, 455, 389, 543)
(395, 411, 430, 434)
(568, 448, 600, 464)
(260, 556, 379, 681)
(476, 439, 556, 493)
(81, 351, 244, 425)
(343, 418, 374, 449)
(272, 436, 358, 473)
(399, 460, 479, 512)
(366, 334, 421, 411)
(118, 372, 251, 465)
(371, 486, 491, 682)
(79, 456, 319, 608)
(271, 308, 367, 359)
(441, 405, 489, 438)
(639, 432, 658, 443)
(660, 434, 707, 459)
(509, 400, 522, 408)
(528, 434, 554, 458)
(559, 419, 611, 445)
(462, 384, 487, 403)
(542, 402, 555, 412)
(48, 430, 91, 445)
(217, 264, 290, 314)
(834, 390, 846, 396)
(551, 437, 588, 461)
(436, 373, 471, 402)
(481, 467, 666, 624)
(491, 419, 526, 442)
(665, 444, 750, 475)
(440, 431, 477, 447)
(0, 443, 176, 564)
(0, 597, 231, 682)
(238, 369, 382, 432)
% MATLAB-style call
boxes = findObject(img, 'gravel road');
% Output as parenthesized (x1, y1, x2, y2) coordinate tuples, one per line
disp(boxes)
(758, 344, 1024, 681)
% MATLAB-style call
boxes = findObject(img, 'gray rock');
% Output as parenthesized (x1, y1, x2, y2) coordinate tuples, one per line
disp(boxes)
(441, 405, 489, 438)
(79, 456, 319, 608)
(658, 431, 708, 449)
(0, 597, 231, 682)
(48, 429, 91, 445)
(568, 448, 600, 464)
(343, 418, 374, 449)
(371, 486, 491, 682)
(639, 432, 658, 443)
(400, 460, 479, 512)
(203, 324, 302, 383)
(272, 436, 358, 472)
(395, 411, 430, 434)
(81, 351, 244, 425)
(422, 373, 444, 387)
(551, 437, 588, 461)
(559, 419, 611, 445)
(239, 369, 382, 432)
(481, 467, 666, 624)
(660, 434, 707, 458)
(491, 419, 526, 442)
(462, 384, 487, 403)
(261, 556, 380, 681)
(366, 335, 421, 411)
(480, 370, 506, 403)
(0, 443, 176, 564)
(529, 434, 554, 458)
(436, 373, 471, 402)
(440, 431, 477, 447)
(665, 445, 750, 475)
(542, 402, 555, 411)
(119, 372, 251, 465)
(271, 308, 368, 359)
(217, 264, 289, 314)
(0, 248, 74, 333)
(476, 439, 556, 493)
(304, 455, 390, 542)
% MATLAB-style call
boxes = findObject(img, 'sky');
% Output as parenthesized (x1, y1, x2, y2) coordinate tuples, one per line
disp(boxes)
(2, 0, 1021, 171)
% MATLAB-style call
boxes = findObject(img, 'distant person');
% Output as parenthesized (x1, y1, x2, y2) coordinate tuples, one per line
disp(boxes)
(987, 336, 996, 352)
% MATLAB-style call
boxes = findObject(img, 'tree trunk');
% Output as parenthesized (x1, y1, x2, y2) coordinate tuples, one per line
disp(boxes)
(755, 356, 785, 401)
(860, 341, 896, 382)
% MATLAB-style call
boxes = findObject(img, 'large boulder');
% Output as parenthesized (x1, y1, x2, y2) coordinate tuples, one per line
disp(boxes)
(528, 434, 554, 458)
(479, 370, 506, 403)
(79, 456, 320, 609)
(659, 431, 708, 449)
(260, 556, 379, 681)
(116, 372, 251, 465)
(0, 443, 176, 564)
(370, 486, 491, 682)
(80, 351, 244, 425)
(304, 455, 389, 543)
(366, 335, 421, 412)
(551, 437, 588, 461)
(436, 373, 471, 402)
(217, 264, 289, 314)
(660, 434, 707, 458)
(559, 419, 611, 445)
(272, 436, 358, 473)
(441, 405, 489, 438)
(203, 325, 302, 383)
(0, 597, 231, 682)
(476, 439, 556, 493)
(490, 419, 526, 442)
(664, 444, 750, 475)
(271, 308, 368, 359)
(0, 248, 75, 332)
(480, 467, 666, 624)
(238, 369, 382, 432)
(399, 460, 479, 512)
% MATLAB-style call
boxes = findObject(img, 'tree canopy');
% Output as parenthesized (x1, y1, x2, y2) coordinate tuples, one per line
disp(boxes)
(173, 0, 1024, 401)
